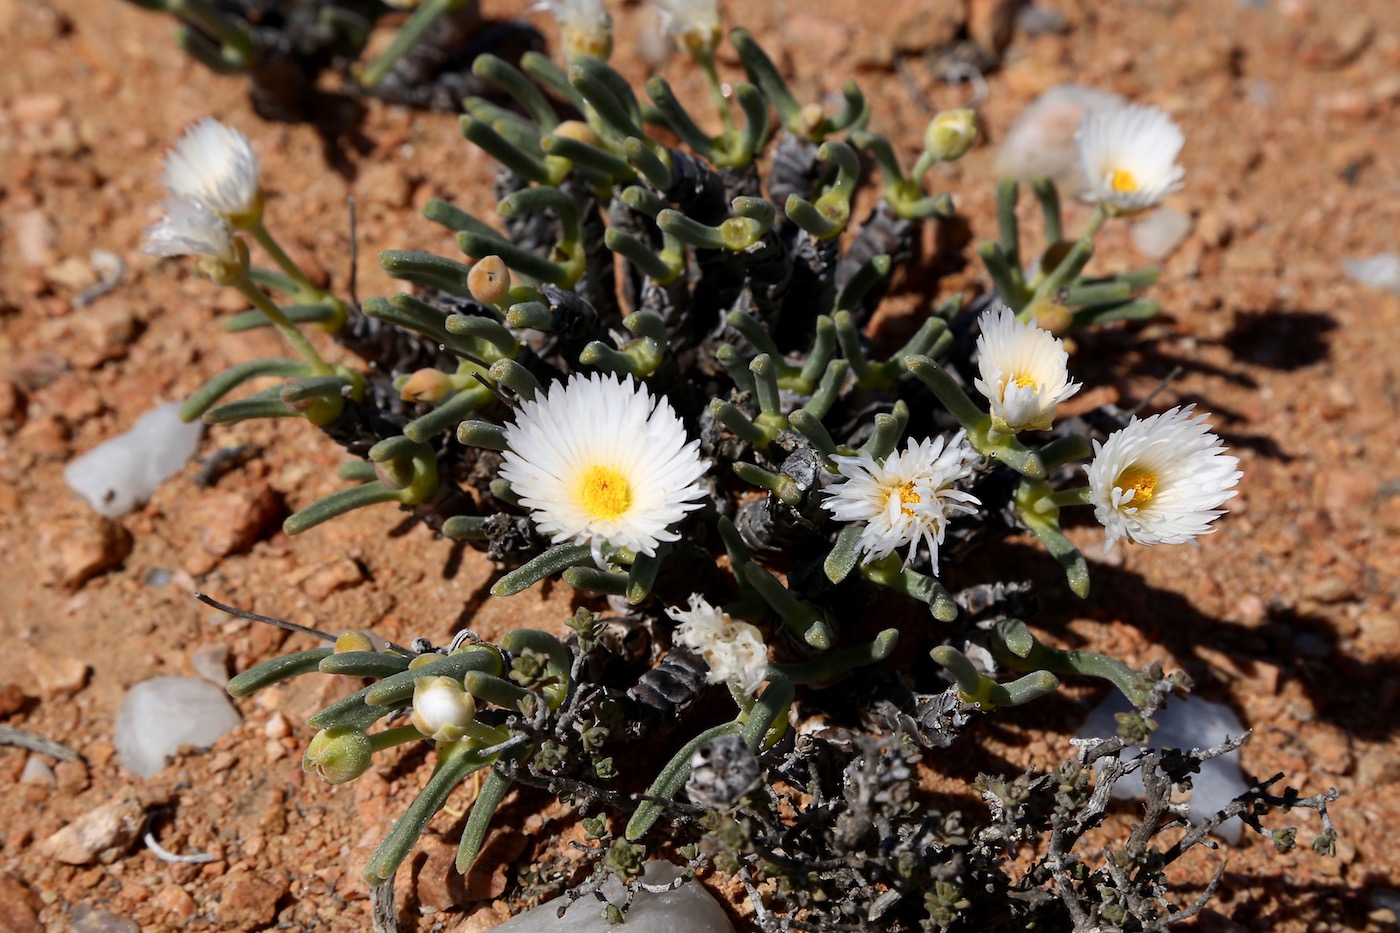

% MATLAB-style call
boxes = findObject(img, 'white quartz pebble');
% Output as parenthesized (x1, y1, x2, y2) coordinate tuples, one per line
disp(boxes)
(490, 861, 735, 933)
(113, 676, 241, 778)
(63, 401, 203, 517)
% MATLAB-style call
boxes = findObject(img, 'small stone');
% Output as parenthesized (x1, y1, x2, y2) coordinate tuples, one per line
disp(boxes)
(190, 644, 230, 686)
(64, 402, 204, 518)
(357, 162, 412, 209)
(0, 682, 27, 718)
(54, 759, 90, 794)
(298, 556, 365, 600)
(1306, 727, 1353, 776)
(153, 885, 198, 922)
(20, 756, 55, 786)
(42, 512, 132, 589)
(1342, 253, 1400, 293)
(1314, 466, 1381, 516)
(0, 872, 44, 933)
(113, 676, 242, 779)
(1357, 746, 1400, 786)
(70, 905, 140, 933)
(967, 0, 1019, 57)
(39, 797, 144, 865)
(1131, 208, 1193, 261)
(1222, 241, 1281, 276)
(195, 481, 283, 558)
(218, 871, 289, 931)
(263, 712, 291, 740)
(11, 92, 65, 125)
(488, 861, 735, 932)
(67, 300, 139, 371)
(414, 834, 469, 911)
(31, 655, 89, 698)
(1302, 575, 1354, 604)
(14, 209, 56, 267)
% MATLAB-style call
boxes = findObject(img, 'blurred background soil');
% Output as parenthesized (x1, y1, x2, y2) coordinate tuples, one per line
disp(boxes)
(1, 0, 1398, 929)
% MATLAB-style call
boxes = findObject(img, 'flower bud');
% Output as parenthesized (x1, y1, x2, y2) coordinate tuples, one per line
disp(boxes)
(400, 368, 454, 404)
(468, 256, 511, 306)
(552, 120, 600, 147)
(411, 675, 477, 743)
(335, 630, 376, 653)
(923, 109, 978, 162)
(303, 726, 373, 784)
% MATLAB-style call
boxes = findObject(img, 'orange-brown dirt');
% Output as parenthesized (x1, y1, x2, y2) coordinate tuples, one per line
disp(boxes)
(1, 0, 1398, 930)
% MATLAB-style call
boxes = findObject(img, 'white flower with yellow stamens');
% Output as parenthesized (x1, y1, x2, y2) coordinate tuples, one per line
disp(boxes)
(973, 304, 1081, 434)
(1087, 405, 1241, 551)
(668, 595, 768, 697)
(161, 118, 263, 226)
(1076, 103, 1184, 214)
(653, 0, 721, 55)
(821, 433, 981, 571)
(537, 0, 613, 59)
(498, 372, 709, 558)
(143, 197, 245, 284)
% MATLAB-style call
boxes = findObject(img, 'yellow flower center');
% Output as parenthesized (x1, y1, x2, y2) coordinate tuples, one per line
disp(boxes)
(579, 465, 633, 520)
(886, 481, 922, 517)
(1115, 467, 1158, 507)
(1110, 168, 1138, 193)
(1011, 372, 1039, 390)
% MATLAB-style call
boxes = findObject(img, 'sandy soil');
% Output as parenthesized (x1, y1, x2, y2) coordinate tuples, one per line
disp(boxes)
(1, 0, 1398, 929)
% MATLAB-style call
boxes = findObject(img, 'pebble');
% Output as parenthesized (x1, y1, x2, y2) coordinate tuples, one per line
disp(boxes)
(298, 556, 366, 600)
(41, 513, 132, 588)
(190, 644, 231, 686)
(113, 676, 242, 779)
(1077, 693, 1249, 844)
(489, 861, 734, 932)
(31, 654, 90, 698)
(69, 905, 140, 933)
(0, 872, 44, 933)
(153, 885, 198, 922)
(217, 871, 289, 931)
(14, 209, 56, 267)
(993, 84, 1128, 185)
(39, 797, 144, 865)
(20, 756, 56, 786)
(1131, 207, 1194, 261)
(194, 481, 283, 558)
(63, 402, 204, 518)
(0, 682, 27, 718)
(1343, 252, 1400, 294)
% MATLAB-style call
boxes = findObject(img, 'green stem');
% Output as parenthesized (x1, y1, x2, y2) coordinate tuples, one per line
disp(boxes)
(457, 765, 515, 872)
(358, 0, 463, 89)
(247, 221, 317, 301)
(232, 277, 331, 374)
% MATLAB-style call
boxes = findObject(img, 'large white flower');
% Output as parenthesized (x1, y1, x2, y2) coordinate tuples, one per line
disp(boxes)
(1076, 103, 1184, 214)
(161, 118, 263, 225)
(973, 304, 1080, 433)
(1087, 405, 1241, 551)
(822, 432, 981, 571)
(498, 372, 709, 557)
(653, 0, 721, 54)
(143, 197, 244, 283)
(537, 0, 613, 58)
(668, 595, 768, 697)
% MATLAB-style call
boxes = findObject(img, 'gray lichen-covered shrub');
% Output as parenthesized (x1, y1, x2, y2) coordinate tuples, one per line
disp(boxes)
(139, 2, 1337, 928)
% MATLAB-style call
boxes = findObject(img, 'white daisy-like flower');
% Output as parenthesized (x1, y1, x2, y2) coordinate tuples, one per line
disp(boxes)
(1076, 103, 1184, 214)
(410, 675, 478, 744)
(498, 372, 709, 557)
(161, 118, 263, 226)
(537, 0, 613, 59)
(653, 0, 721, 55)
(668, 595, 768, 697)
(973, 304, 1081, 434)
(821, 432, 981, 571)
(143, 197, 244, 282)
(1086, 405, 1242, 551)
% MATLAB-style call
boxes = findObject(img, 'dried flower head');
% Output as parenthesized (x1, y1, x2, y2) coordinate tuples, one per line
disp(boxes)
(822, 433, 981, 571)
(653, 0, 721, 55)
(668, 595, 768, 696)
(973, 304, 1081, 433)
(538, 0, 613, 59)
(161, 118, 263, 226)
(498, 372, 709, 557)
(1087, 405, 1241, 551)
(143, 197, 245, 284)
(1076, 103, 1184, 214)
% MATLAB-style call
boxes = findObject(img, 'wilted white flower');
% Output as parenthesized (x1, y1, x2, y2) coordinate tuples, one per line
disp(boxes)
(1076, 103, 1184, 214)
(668, 595, 768, 696)
(973, 304, 1081, 433)
(822, 433, 981, 571)
(161, 118, 263, 225)
(537, 0, 613, 58)
(498, 372, 709, 557)
(410, 675, 477, 743)
(653, 0, 721, 55)
(143, 197, 244, 283)
(1087, 405, 1241, 551)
